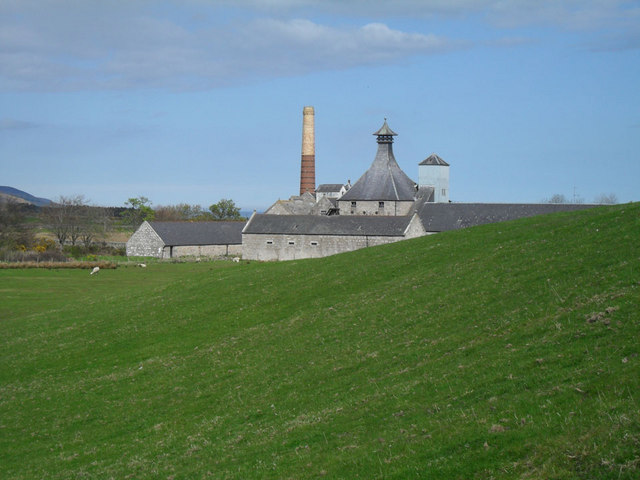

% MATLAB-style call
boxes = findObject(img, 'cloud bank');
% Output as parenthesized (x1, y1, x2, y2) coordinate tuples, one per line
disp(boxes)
(1, 0, 636, 92)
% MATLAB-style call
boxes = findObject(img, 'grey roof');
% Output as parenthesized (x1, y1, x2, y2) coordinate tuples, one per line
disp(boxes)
(148, 221, 245, 245)
(373, 120, 397, 137)
(416, 202, 596, 232)
(316, 184, 345, 193)
(264, 193, 317, 215)
(243, 214, 413, 236)
(340, 123, 417, 202)
(419, 153, 449, 166)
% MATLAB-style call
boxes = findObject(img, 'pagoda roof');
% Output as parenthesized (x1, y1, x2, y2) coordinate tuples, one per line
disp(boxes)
(372, 119, 397, 137)
(340, 122, 416, 202)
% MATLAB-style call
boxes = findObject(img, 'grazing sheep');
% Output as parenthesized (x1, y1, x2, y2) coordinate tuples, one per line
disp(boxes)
(90, 266, 100, 275)
(232, 257, 240, 263)
(138, 263, 147, 268)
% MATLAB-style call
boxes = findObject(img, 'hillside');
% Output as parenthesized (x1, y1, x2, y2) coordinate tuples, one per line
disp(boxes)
(0, 186, 51, 206)
(1, 204, 638, 479)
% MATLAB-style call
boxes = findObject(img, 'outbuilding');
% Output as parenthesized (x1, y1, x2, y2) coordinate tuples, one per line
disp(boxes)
(126, 221, 245, 259)
(242, 212, 426, 261)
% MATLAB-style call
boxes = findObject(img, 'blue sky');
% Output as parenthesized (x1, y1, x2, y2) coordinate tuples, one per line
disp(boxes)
(1, 0, 639, 211)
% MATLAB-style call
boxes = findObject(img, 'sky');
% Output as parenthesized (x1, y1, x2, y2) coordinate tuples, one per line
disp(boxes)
(1, 0, 639, 211)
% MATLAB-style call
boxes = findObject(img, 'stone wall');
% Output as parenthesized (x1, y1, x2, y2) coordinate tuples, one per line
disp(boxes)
(242, 233, 407, 261)
(164, 244, 242, 258)
(126, 221, 164, 257)
(337, 200, 414, 216)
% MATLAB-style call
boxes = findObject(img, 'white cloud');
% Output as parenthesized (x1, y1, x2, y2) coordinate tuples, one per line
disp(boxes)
(0, 0, 636, 92)
(0, 7, 459, 92)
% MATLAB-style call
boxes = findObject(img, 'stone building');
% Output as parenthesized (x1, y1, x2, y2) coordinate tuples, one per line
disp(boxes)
(338, 121, 420, 216)
(315, 183, 350, 200)
(126, 221, 244, 259)
(241, 114, 596, 261)
(242, 213, 426, 261)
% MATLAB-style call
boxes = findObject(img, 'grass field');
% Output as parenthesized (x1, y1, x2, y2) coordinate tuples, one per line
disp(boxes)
(1, 203, 639, 479)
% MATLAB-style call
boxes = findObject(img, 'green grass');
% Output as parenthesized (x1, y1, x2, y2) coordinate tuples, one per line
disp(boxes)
(1, 204, 639, 479)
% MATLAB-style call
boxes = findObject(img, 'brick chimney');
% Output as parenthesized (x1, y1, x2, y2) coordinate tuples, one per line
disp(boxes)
(300, 106, 316, 195)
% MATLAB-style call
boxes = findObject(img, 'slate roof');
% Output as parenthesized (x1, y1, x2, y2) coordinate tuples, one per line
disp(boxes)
(316, 184, 344, 193)
(419, 153, 449, 166)
(243, 214, 413, 236)
(148, 221, 245, 246)
(340, 122, 417, 202)
(372, 120, 398, 137)
(416, 202, 596, 232)
(264, 192, 317, 215)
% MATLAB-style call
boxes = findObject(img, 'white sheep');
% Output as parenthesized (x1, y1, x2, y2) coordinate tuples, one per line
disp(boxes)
(90, 266, 100, 275)
(138, 263, 147, 268)
(232, 257, 240, 263)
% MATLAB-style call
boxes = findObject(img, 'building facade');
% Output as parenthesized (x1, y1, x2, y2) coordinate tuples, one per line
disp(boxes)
(127, 221, 244, 259)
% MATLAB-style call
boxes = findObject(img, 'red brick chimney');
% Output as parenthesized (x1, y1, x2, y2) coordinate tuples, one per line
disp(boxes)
(300, 106, 316, 195)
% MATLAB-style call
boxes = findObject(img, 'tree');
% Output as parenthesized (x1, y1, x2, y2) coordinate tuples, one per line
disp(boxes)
(594, 193, 618, 205)
(545, 193, 584, 204)
(43, 195, 88, 247)
(208, 199, 243, 220)
(0, 200, 33, 249)
(122, 196, 155, 227)
(155, 203, 206, 221)
(547, 193, 568, 204)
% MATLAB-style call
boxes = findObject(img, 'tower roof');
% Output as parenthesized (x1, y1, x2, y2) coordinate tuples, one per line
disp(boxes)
(340, 122, 416, 202)
(419, 153, 449, 166)
(372, 119, 397, 137)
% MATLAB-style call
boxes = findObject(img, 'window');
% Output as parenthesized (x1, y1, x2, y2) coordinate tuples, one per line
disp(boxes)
(442, 189, 447, 196)
(379, 201, 385, 209)
(266, 240, 273, 245)
(288, 240, 295, 246)
(310, 241, 318, 246)
(351, 201, 357, 208)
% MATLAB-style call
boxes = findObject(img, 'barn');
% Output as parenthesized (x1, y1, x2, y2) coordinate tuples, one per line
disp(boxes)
(126, 221, 245, 259)
(242, 213, 426, 261)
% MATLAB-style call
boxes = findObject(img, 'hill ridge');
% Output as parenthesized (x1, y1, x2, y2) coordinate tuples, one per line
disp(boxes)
(1, 204, 638, 479)
(0, 185, 51, 206)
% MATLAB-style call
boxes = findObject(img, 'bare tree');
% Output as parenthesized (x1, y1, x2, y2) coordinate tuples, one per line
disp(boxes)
(78, 205, 102, 248)
(594, 193, 618, 204)
(0, 199, 33, 249)
(43, 195, 88, 247)
(547, 193, 568, 204)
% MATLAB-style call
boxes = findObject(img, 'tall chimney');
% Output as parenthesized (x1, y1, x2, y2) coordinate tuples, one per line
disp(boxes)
(300, 106, 316, 195)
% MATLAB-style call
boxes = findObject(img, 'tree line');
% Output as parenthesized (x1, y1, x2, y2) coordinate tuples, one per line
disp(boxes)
(0, 196, 245, 258)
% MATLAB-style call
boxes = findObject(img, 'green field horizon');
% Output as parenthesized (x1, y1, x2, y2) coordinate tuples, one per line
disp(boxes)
(1, 203, 639, 479)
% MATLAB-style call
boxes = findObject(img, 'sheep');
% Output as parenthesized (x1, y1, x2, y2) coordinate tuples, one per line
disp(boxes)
(90, 266, 100, 275)
(232, 257, 240, 263)
(138, 263, 147, 268)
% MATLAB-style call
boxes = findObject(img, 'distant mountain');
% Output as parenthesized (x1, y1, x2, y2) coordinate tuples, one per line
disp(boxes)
(0, 186, 52, 207)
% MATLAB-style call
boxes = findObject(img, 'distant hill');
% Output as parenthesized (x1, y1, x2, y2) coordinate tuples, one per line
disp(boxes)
(0, 186, 52, 206)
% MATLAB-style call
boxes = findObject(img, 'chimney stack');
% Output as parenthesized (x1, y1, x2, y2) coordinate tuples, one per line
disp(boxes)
(300, 106, 316, 195)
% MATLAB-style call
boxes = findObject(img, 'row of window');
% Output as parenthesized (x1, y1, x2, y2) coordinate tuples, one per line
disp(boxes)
(265, 240, 318, 246)
(351, 201, 385, 208)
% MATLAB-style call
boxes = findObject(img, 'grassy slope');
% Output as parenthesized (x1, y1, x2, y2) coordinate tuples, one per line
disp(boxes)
(1, 204, 638, 479)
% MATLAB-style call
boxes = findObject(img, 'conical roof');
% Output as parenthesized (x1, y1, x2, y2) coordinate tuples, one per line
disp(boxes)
(372, 119, 397, 137)
(419, 153, 449, 166)
(340, 121, 417, 202)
